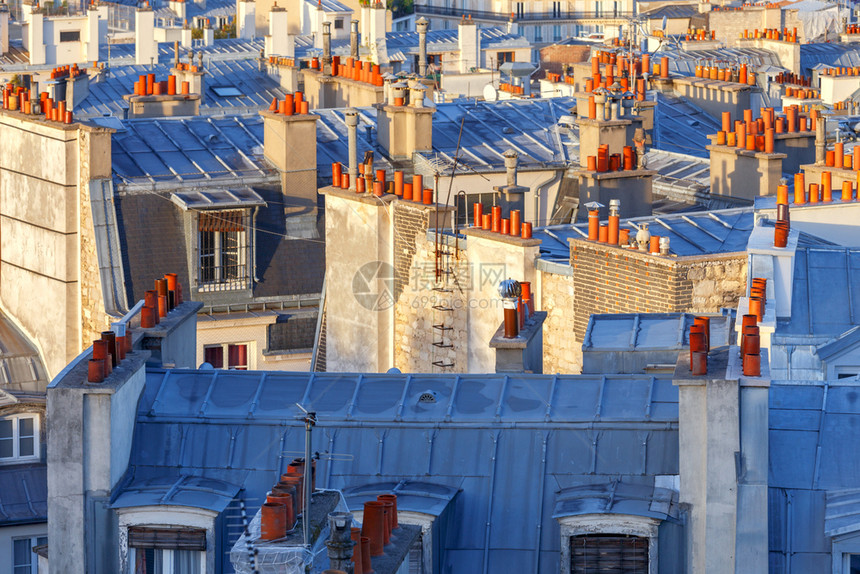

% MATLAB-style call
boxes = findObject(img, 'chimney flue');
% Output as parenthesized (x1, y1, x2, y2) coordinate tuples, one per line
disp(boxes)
(322, 21, 332, 75)
(815, 113, 826, 164)
(345, 109, 359, 190)
(416, 17, 429, 76)
(499, 279, 521, 339)
(350, 19, 359, 60)
(504, 149, 518, 187)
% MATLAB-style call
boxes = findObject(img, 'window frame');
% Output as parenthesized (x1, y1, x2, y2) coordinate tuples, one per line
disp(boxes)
(0, 414, 40, 464)
(13, 535, 47, 574)
(128, 547, 206, 574)
(203, 342, 252, 370)
(557, 514, 660, 574)
(59, 30, 81, 43)
(196, 210, 250, 292)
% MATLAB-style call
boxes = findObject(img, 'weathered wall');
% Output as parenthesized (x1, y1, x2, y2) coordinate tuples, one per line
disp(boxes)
(0, 114, 109, 377)
(538, 269, 581, 374)
(570, 239, 746, 339)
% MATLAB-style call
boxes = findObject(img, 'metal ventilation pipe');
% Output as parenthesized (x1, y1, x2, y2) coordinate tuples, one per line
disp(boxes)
(345, 109, 359, 190)
(659, 236, 670, 255)
(504, 150, 518, 187)
(322, 21, 332, 75)
(416, 17, 429, 76)
(350, 19, 359, 60)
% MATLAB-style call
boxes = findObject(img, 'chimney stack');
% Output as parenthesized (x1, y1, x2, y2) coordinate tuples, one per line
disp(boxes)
(416, 17, 429, 76)
(322, 21, 332, 75)
(815, 112, 826, 164)
(458, 16, 479, 73)
(350, 19, 359, 60)
(0, 5, 9, 55)
(237, 0, 256, 39)
(504, 149, 518, 187)
(135, 4, 157, 66)
(265, 4, 291, 58)
(326, 512, 355, 572)
(345, 109, 359, 191)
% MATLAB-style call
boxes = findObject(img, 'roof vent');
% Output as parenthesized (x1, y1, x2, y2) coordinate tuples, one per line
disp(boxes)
(418, 390, 438, 404)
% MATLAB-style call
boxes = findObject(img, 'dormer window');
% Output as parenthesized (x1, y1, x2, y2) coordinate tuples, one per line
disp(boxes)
(0, 414, 39, 464)
(198, 210, 248, 290)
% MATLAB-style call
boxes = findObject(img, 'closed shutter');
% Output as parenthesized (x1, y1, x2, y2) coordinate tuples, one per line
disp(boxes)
(128, 527, 207, 551)
(570, 534, 648, 573)
(198, 210, 245, 233)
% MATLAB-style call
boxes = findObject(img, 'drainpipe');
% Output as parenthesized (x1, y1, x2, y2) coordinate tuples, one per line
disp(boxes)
(345, 109, 359, 190)
(504, 149, 518, 187)
(252, 206, 260, 282)
(534, 170, 562, 225)
(322, 21, 332, 75)
(350, 19, 359, 60)
(815, 114, 826, 165)
(417, 17, 429, 76)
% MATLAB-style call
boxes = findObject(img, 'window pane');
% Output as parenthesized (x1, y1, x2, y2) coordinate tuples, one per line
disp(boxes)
(14, 539, 31, 567)
(228, 344, 248, 369)
(172, 550, 201, 574)
(19, 418, 34, 438)
(19, 437, 34, 457)
(851, 554, 860, 574)
(0, 437, 12, 458)
(204, 347, 224, 369)
(0, 419, 12, 439)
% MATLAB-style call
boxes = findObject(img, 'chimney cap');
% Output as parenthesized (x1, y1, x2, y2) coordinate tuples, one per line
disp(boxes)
(498, 278, 521, 299)
(503, 149, 518, 158)
(584, 201, 604, 210)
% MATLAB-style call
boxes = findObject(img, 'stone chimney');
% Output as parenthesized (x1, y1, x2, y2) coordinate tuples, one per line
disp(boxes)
(237, 0, 256, 39)
(350, 19, 359, 59)
(673, 343, 770, 573)
(458, 17, 479, 73)
(369, 1, 387, 42)
(322, 20, 331, 75)
(135, 4, 157, 66)
(416, 16, 428, 76)
(376, 84, 434, 159)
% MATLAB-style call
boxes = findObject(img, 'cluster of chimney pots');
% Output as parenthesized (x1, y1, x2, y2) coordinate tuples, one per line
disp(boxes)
(583, 52, 650, 99)
(586, 200, 670, 255)
(496, 278, 534, 340)
(694, 64, 753, 84)
(685, 28, 717, 41)
(141, 273, 183, 329)
(268, 91, 310, 115)
(332, 161, 439, 203)
(715, 107, 812, 152)
(133, 73, 191, 97)
(472, 203, 532, 239)
(260, 457, 315, 540)
(584, 143, 638, 173)
(87, 324, 132, 384)
(740, 278, 768, 377)
(331, 57, 385, 86)
(741, 27, 799, 42)
(3, 82, 76, 123)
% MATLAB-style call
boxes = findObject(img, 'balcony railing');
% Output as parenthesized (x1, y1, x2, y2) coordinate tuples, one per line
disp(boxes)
(198, 263, 249, 292)
(413, 4, 634, 22)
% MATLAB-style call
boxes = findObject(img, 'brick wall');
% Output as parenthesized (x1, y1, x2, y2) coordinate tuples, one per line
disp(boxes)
(539, 44, 591, 78)
(393, 202, 431, 300)
(570, 239, 746, 339)
(539, 270, 581, 374)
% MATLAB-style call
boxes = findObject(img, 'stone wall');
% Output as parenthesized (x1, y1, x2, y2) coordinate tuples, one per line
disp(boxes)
(539, 43, 591, 78)
(570, 238, 746, 339)
(539, 269, 581, 374)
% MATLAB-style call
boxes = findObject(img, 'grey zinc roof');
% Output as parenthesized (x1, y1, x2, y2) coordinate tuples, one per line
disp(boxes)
(126, 368, 679, 573)
(769, 380, 860, 572)
(652, 92, 722, 157)
(100, 38, 276, 67)
(534, 206, 754, 263)
(553, 481, 680, 521)
(75, 59, 292, 119)
(0, 465, 47, 526)
(341, 481, 460, 518)
(112, 474, 241, 512)
(800, 42, 860, 76)
(0, 310, 49, 398)
(778, 247, 860, 337)
(661, 47, 782, 77)
(384, 27, 530, 55)
(583, 312, 732, 351)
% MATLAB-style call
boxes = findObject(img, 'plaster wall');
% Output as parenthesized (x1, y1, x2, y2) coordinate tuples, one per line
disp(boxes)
(302, 71, 385, 109)
(196, 313, 313, 371)
(672, 79, 750, 121)
(537, 269, 580, 374)
(773, 133, 815, 174)
(323, 191, 392, 372)
(759, 201, 860, 247)
(819, 76, 860, 105)
(708, 145, 785, 199)
(376, 105, 433, 159)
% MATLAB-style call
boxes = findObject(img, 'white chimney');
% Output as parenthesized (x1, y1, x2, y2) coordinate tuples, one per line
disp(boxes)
(1, 4, 11, 55)
(135, 5, 157, 66)
(203, 19, 214, 45)
(237, 0, 256, 39)
(181, 20, 193, 48)
(369, 2, 386, 43)
(85, 7, 99, 63)
(169, 0, 186, 21)
(265, 4, 290, 58)
(458, 17, 479, 73)
(24, 3, 46, 65)
(360, 3, 371, 46)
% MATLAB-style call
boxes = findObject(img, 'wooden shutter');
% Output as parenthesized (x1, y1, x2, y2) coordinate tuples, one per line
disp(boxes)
(570, 534, 648, 573)
(198, 210, 244, 233)
(128, 527, 207, 551)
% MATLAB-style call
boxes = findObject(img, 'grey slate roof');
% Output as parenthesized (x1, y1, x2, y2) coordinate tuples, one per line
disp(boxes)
(122, 368, 680, 573)
(0, 465, 47, 526)
(652, 92, 722, 157)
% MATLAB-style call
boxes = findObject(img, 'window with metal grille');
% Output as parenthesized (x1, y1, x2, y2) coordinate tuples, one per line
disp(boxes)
(570, 534, 648, 574)
(197, 211, 248, 291)
(334, 18, 344, 29)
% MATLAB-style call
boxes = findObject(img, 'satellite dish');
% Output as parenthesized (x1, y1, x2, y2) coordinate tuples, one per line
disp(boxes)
(483, 83, 498, 101)
(662, 16, 667, 31)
